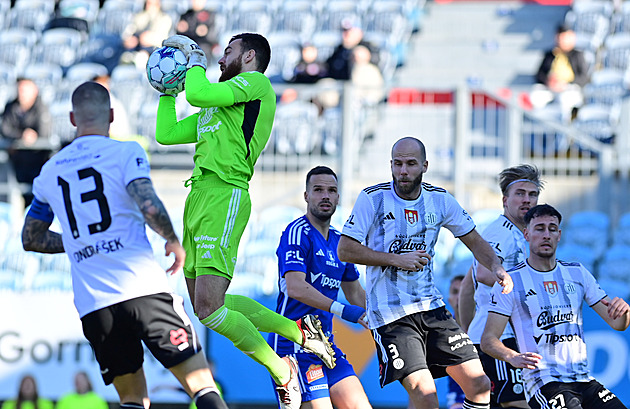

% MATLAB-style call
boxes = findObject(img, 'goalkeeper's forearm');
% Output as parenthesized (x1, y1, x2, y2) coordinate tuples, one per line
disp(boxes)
(155, 95, 198, 145)
(185, 67, 235, 108)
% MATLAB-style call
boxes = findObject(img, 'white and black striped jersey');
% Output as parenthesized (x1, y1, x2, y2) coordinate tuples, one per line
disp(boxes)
(32, 135, 171, 318)
(342, 181, 475, 328)
(468, 215, 526, 343)
(488, 259, 606, 400)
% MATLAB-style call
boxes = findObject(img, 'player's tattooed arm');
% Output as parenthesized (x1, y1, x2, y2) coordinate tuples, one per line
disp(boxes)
(126, 177, 179, 243)
(22, 216, 65, 253)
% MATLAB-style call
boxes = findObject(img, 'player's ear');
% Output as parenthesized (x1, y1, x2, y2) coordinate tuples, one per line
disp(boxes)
(304, 191, 308, 203)
(110, 108, 114, 124)
(69, 111, 76, 127)
(243, 49, 255, 65)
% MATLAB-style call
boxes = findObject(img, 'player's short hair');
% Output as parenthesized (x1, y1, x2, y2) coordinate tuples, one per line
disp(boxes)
(231, 33, 271, 73)
(499, 164, 544, 196)
(71, 81, 110, 123)
(524, 204, 562, 226)
(306, 166, 337, 189)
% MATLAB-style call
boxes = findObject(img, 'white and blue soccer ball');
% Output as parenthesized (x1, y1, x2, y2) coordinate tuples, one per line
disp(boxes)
(146, 46, 187, 94)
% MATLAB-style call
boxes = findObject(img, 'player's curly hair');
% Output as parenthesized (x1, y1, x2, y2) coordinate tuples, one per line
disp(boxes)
(499, 164, 544, 196)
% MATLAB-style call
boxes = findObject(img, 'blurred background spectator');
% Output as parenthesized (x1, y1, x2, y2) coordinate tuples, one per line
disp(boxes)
(530, 25, 589, 122)
(1, 374, 54, 409)
(176, 0, 220, 62)
(351, 44, 385, 105)
(326, 17, 379, 81)
(0, 77, 52, 207)
(121, 0, 172, 68)
(290, 42, 328, 84)
(56, 371, 108, 409)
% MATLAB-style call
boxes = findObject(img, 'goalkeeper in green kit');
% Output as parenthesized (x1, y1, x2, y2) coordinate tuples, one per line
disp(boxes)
(155, 33, 335, 408)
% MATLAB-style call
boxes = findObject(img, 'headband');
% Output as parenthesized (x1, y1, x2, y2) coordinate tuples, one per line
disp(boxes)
(505, 178, 540, 191)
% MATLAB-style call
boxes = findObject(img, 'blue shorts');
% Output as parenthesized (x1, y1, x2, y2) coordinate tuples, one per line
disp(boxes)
(274, 343, 357, 404)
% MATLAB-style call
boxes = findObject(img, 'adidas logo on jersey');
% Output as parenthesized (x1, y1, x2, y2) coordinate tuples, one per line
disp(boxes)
(526, 289, 537, 297)
(316, 249, 325, 257)
(201, 251, 212, 259)
(384, 212, 395, 220)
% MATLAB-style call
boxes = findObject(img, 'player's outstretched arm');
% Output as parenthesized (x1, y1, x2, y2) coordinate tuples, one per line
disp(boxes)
(594, 296, 630, 331)
(127, 177, 184, 274)
(458, 266, 475, 330)
(22, 216, 64, 254)
(337, 235, 430, 272)
(481, 312, 542, 369)
(459, 229, 513, 294)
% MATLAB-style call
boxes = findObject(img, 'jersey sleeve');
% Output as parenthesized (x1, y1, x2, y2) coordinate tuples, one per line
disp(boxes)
(582, 266, 607, 307)
(122, 142, 152, 186)
(184, 66, 237, 108)
(483, 227, 513, 263)
(223, 72, 269, 104)
(342, 262, 360, 282)
(442, 193, 475, 238)
(488, 281, 514, 317)
(155, 94, 199, 145)
(277, 222, 310, 277)
(342, 190, 374, 243)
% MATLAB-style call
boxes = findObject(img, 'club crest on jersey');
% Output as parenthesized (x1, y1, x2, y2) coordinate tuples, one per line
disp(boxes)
(404, 209, 419, 226)
(424, 212, 437, 225)
(543, 281, 559, 296)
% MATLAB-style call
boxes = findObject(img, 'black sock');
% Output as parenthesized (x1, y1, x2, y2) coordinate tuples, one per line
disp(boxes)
(463, 398, 490, 409)
(194, 387, 228, 409)
(120, 403, 144, 409)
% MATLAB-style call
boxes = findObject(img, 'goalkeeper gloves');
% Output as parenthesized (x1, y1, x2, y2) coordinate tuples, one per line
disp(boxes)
(162, 35, 207, 70)
(330, 301, 366, 324)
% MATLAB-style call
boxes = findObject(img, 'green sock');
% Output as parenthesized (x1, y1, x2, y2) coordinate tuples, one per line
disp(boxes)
(225, 294, 303, 344)
(200, 305, 291, 385)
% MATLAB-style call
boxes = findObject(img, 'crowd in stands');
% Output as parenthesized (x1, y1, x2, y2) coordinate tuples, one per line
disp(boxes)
(526, 1, 630, 145)
(0, 0, 420, 182)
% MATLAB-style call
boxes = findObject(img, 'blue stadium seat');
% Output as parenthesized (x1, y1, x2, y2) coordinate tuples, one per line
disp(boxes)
(30, 270, 72, 292)
(66, 62, 110, 83)
(8, 0, 54, 32)
(33, 27, 84, 71)
(272, 0, 318, 42)
(0, 28, 39, 73)
(0, 268, 22, 292)
(270, 99, 322, 155)
(556, 242, 597, 272)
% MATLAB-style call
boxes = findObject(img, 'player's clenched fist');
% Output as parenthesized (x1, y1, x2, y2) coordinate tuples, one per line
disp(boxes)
(395, 250, 431, 272)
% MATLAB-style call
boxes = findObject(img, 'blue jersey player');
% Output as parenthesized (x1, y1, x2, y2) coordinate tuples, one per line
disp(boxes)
(269, 166, 372, 408)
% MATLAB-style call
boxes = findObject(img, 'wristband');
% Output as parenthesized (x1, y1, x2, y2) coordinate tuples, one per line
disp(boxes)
(330, 300, 345, 316)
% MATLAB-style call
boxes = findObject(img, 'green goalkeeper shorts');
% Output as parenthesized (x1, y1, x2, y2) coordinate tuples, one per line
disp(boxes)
(182, 173, 251, 280)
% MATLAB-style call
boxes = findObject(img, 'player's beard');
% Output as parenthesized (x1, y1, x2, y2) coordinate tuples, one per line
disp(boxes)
(393, 173, 423, 196)
(219, 56, 243, 82)
(310, 201, 336, 223)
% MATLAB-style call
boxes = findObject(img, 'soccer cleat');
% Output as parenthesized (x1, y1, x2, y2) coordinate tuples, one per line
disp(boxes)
(276, 355, 301, 409)
(297, 314, 336, 369)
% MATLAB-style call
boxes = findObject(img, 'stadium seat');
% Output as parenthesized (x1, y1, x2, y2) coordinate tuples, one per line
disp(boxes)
(23, 62, 64, 106)
(228, 0, 273, 35)
(583, 69, 627, 108)
(92, 1, 137, 36)
(66, 62, 110, 82)
(265, 32, 302, 82)
(311, 30, 342, 62)
(556, 242, 597, 272)
(0, 28, 39, 73)
(572, 103, 617, 143)
(32, 27, 84, 70)
(602, 33, 630, 72)
(562, 210, 611, 258)
(234, 240, 279, 296)
(272, 0, 318, 42)
(30, 270, 72, 292)
(565, 1, 612, 51)
(80, 33, 125, 74)
(49, 99, 75, 146)
(270, 99, 322, 155)
(58, 0, 100, 24)
(612, 212, 630, 246)
(317, 0, 361, 32)
(8, 0, 54, 32)
(0, 268, 22, 292)
(597, 245, 630, 291)
(253, 205, 304, 243)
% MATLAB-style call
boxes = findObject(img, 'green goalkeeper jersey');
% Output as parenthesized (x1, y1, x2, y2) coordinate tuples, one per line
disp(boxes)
(156, 66, 276, 189)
